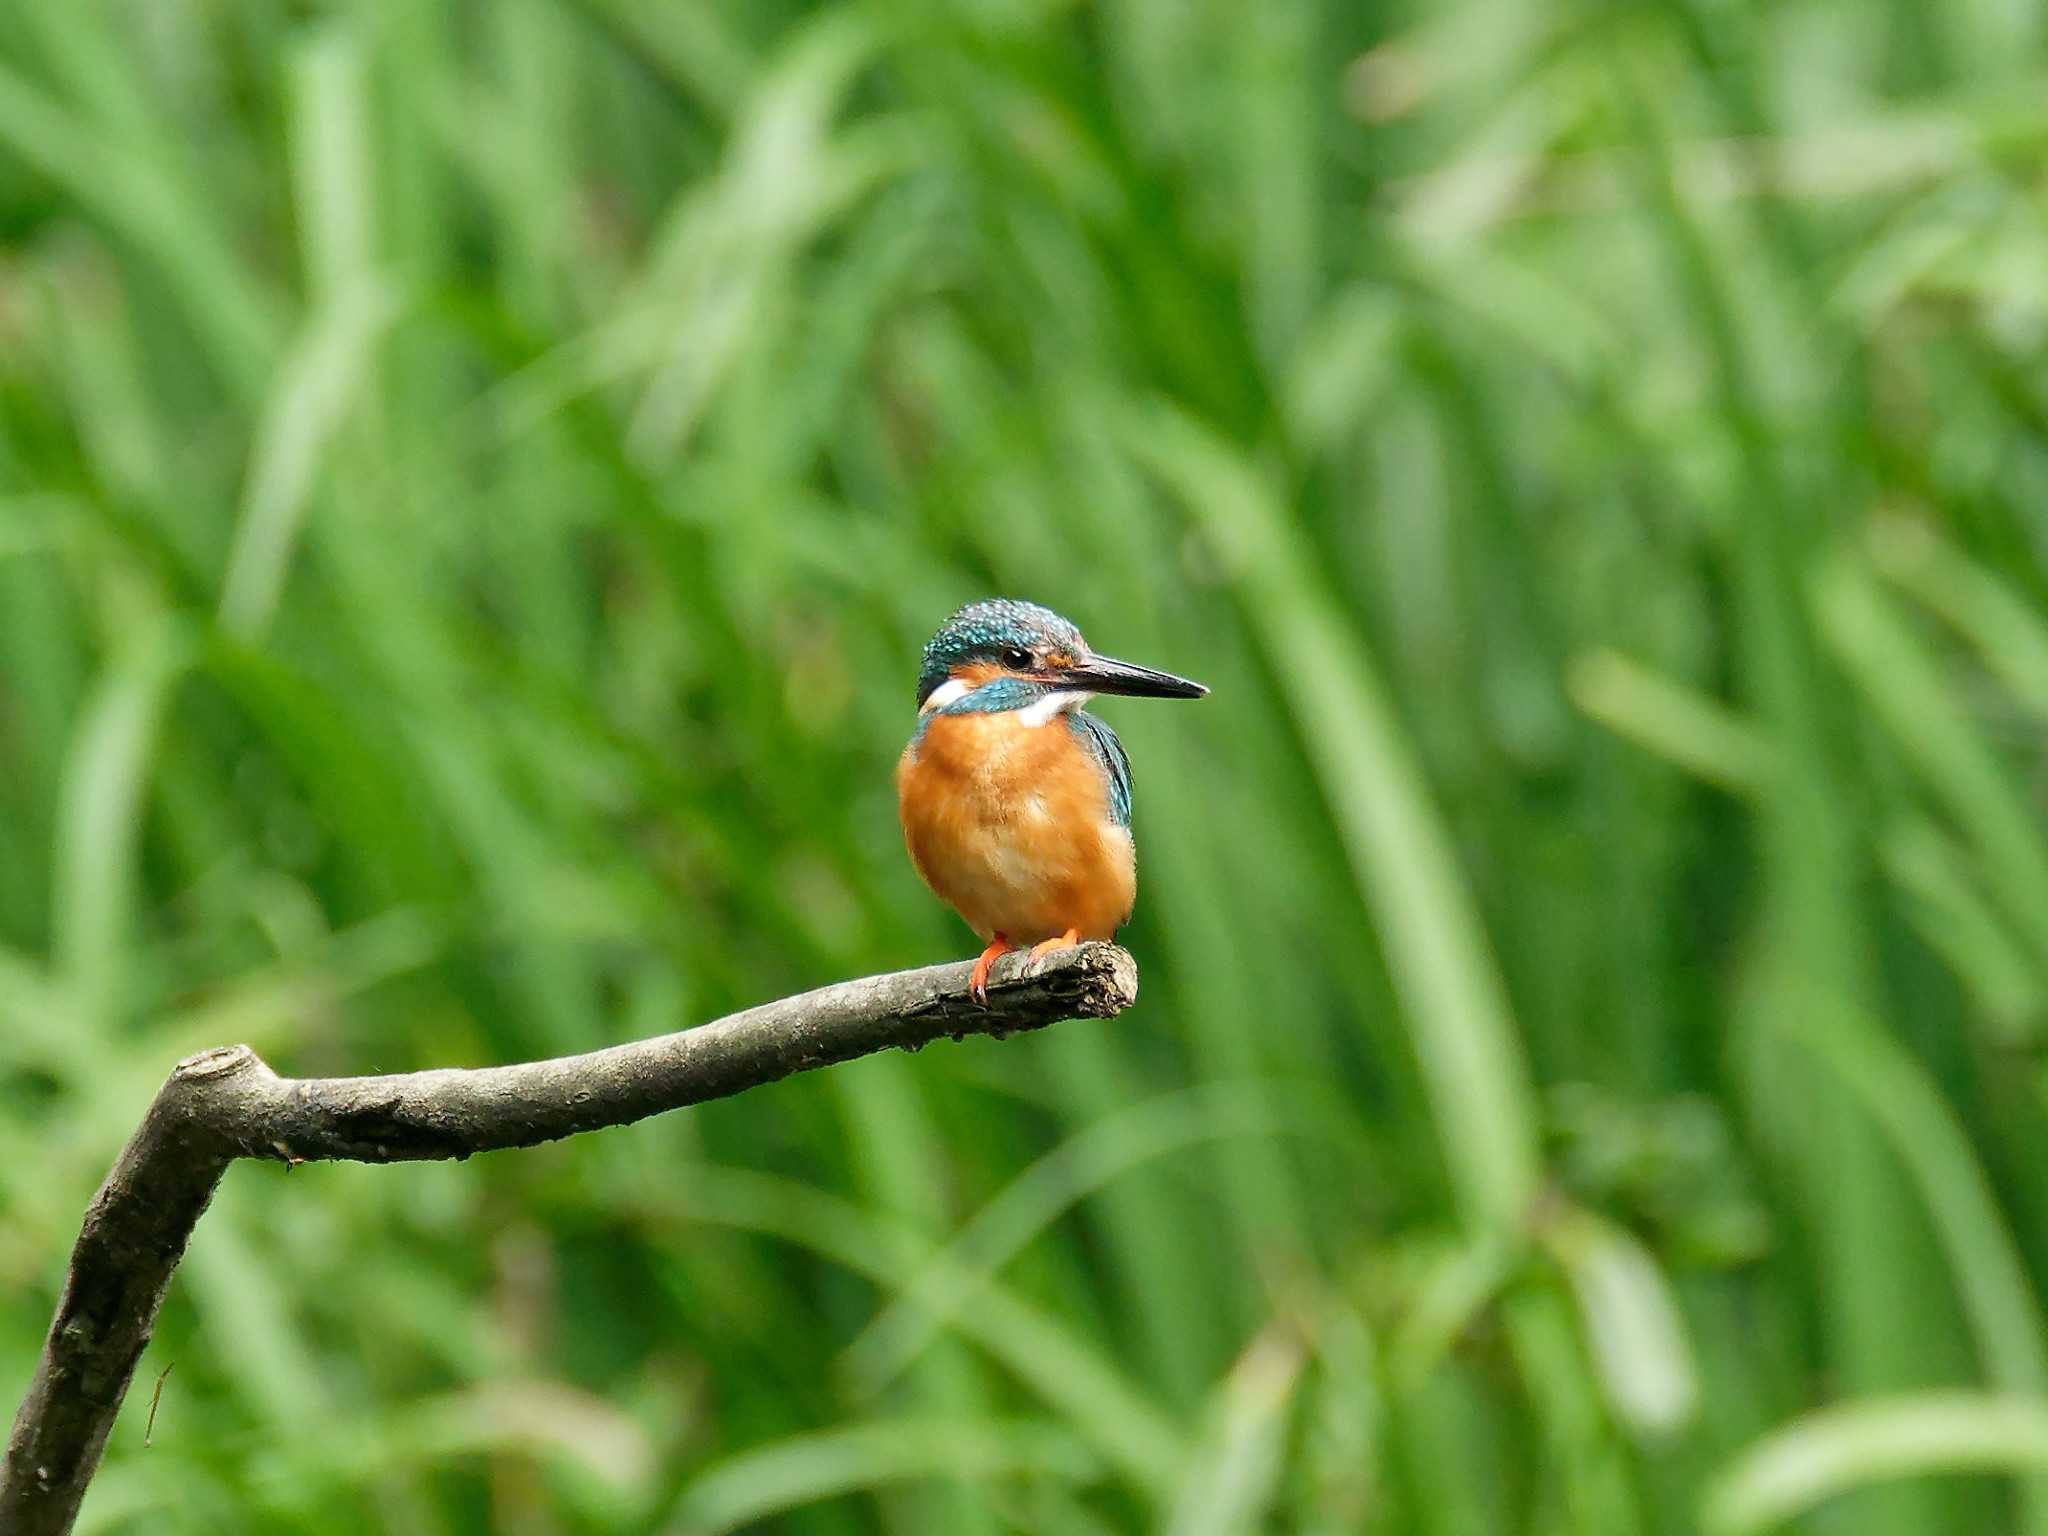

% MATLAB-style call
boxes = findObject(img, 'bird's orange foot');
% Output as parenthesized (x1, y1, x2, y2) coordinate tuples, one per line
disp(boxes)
(1024, 928, 1082, 973)
(969, 934, 1013, 1006)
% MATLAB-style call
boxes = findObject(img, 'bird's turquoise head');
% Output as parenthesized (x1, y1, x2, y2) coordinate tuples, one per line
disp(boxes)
(914, 599, 1208, 712)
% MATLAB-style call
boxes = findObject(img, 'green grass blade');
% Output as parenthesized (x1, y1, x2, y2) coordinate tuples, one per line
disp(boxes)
(1705, 1394, 2048, 1536)
(1567, 649, 1773, 795)
(667, 1417, 1096, 1535)
(1126, 402, 1543, 1233)
(1543, 1207, 1700, 1439)
(1784, 1003, 2048, 1403)
(842, 1081, 1366, 1396)
(1163, 1326, 1306, 1536)
(1815, 558, 2048, 972)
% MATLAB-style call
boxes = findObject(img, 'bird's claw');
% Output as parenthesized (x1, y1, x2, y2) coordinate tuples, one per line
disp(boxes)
(964, 931, 1080, 1005)
(1023, 929, 1082, 975)
(969, 935, 1012, 1007)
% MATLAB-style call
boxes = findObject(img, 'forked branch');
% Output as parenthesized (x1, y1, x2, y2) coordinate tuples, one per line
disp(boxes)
(2, 943, 1138, 1536)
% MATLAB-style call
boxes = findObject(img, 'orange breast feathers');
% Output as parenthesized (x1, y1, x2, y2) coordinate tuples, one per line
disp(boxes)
(897, 709, 1136, 944)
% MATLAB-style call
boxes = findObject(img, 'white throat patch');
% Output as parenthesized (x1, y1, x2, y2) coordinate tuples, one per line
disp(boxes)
(920, 678, 971, 713)
(1016, 689, 1094, 727)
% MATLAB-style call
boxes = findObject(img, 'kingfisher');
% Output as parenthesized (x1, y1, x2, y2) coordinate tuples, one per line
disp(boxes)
(898, 599, 1208, 1003)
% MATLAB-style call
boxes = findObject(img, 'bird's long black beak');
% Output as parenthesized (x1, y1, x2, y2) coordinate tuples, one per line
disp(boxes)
(1063, 652, 1209, 700)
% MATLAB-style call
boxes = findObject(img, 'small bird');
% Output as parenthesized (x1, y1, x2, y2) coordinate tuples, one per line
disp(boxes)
(897, 599, 1208, 1003)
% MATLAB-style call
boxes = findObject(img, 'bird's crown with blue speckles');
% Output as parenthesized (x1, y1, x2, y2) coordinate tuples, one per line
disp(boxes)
(916, 599, 1084, 705)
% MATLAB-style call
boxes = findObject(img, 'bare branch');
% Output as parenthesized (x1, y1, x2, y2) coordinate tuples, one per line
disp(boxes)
(3, 943, 1138, 1536)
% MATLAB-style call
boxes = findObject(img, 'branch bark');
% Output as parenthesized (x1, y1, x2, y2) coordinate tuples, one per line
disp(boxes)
(2, 942, 1137, 1536)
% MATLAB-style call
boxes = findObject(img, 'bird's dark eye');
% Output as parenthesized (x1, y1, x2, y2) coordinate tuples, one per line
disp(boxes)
(1001, 646, 1033, 672)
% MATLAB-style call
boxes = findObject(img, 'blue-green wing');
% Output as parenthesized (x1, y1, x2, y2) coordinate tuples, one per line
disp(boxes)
(1069, 711, 1132, 827)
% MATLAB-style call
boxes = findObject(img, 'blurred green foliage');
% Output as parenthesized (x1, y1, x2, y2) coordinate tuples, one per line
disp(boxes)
(6, 0, 2048, 1531)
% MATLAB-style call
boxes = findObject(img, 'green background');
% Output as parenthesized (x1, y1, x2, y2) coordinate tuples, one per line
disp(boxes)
(6, 1, 2048, 1532)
